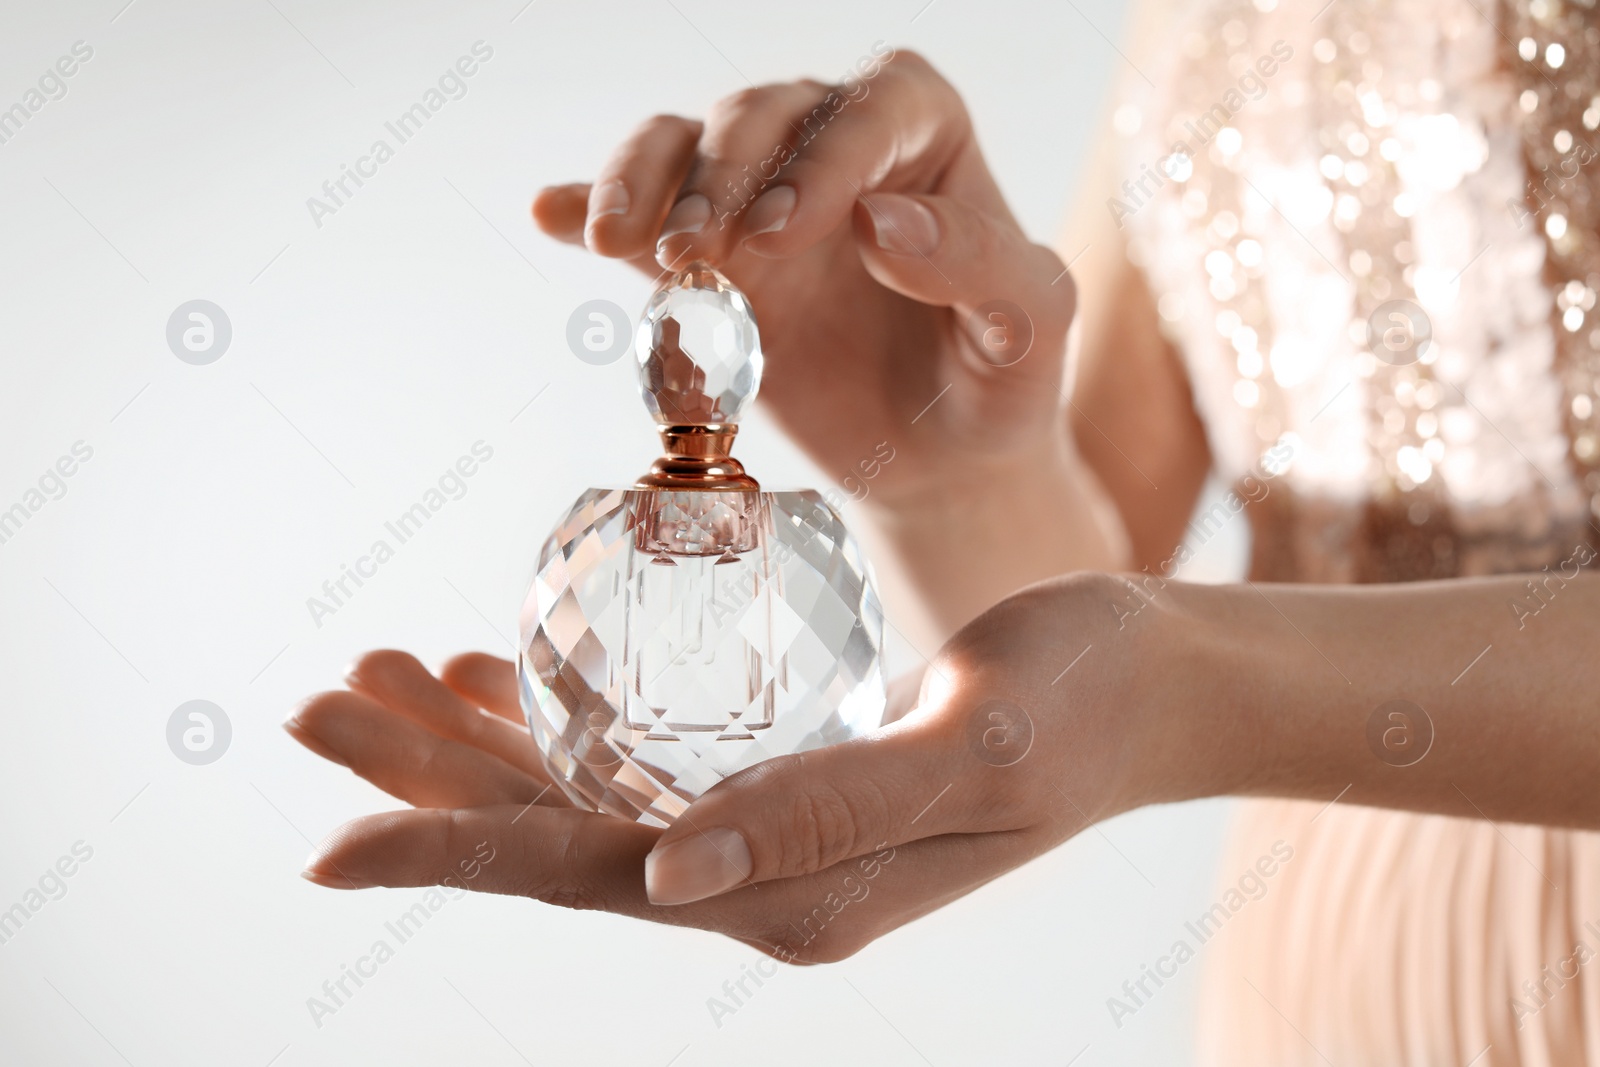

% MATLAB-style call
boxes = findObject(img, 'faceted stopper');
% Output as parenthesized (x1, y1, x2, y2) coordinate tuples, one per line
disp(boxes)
(636, 262, 763, 425)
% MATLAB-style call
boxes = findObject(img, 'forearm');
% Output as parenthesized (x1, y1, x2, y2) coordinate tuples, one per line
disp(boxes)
(1142, 570, 1600, 828)
(867, 432, 1131, 643)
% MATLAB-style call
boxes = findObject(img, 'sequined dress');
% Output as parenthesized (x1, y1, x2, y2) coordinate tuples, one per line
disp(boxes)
(1117, 0, 1600, 1062)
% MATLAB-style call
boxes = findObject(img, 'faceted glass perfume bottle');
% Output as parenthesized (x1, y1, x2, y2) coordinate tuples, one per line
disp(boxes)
(519, 263, 887, 826)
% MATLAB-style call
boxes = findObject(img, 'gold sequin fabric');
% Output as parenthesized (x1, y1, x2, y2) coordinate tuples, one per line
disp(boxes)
(1118, 5, 1600, 1064)
(1119, 0, 1600, 581)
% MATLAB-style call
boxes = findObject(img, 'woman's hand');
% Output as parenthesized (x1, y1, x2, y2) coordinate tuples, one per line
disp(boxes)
(535, 51, 1128, 635)
(537, 49, 1071, 501)
(288, 573, 1175, 963)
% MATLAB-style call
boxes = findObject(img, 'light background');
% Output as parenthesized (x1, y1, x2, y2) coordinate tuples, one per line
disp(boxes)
(0, 1, 1248, 1063)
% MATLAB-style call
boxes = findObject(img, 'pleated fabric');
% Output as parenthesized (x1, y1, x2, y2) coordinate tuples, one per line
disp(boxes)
(1196, 799, 1600, 1066)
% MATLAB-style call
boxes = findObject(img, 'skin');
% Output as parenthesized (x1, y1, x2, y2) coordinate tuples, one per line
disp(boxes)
(291, 50, 1600, 964)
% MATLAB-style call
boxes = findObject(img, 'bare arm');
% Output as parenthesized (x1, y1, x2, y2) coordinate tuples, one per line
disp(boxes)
(864, 102, 1217, 643)
(1061, 0, 1213, 574)
(1066, 182, 1212, 573)
(1133, 571, 1600, 827)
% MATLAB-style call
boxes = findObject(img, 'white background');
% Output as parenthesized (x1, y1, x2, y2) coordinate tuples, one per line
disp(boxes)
(0, 1, 1246, 1063)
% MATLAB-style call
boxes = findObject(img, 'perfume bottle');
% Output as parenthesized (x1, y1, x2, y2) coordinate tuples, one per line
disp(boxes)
(519, 263, 887, 826)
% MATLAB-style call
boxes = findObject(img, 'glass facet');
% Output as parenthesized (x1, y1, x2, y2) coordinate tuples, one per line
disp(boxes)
(519, 488, 886, 826)
(635, 262, 763, 425)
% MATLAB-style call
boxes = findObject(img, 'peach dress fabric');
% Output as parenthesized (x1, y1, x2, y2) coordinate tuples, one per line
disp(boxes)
(1116, 0, 1600, 1061)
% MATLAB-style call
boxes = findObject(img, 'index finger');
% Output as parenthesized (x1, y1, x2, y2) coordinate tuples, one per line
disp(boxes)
(671, 50, 985, 265)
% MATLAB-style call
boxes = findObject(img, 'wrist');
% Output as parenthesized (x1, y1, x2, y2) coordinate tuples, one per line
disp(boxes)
(1037, 573, 1261, 819)
(1129, 580, 1268, 807)
(859, 432, 1131, 639)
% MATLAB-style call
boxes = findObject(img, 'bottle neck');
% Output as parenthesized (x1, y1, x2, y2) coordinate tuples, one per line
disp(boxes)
(634, 424, 759, 490)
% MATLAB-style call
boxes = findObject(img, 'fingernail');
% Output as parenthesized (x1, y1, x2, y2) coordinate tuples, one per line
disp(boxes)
(590, 179, 630, 218)
(655, 194, 713, 265)
(645, 827, 752, 905)
(659, 193, 712, 240)
(282, 718, 349, 768)
(867, 194, 940, 256)
(300, 868, 374, 890)
(743, 185, 796, 241)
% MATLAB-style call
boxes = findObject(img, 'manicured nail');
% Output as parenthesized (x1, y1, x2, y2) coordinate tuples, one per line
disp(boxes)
(867, 194, 940, 256)
(659, 194, 712, 240)
(645, 827, 752, 905)
(590, 179, 630, 218)
(655, 194, 713, 265)
(743, 185, 796, 241)
(300, 868, 374, 890)
(282, 718, 349, 768)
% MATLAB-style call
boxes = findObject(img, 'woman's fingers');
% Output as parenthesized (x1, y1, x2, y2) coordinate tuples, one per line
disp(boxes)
(731, 51, 991, 262)
(344, 650, 547, 780)
(303, 803, 1040, 962)
(531, 182, 589, 244)
(852, 190, 1076, 388)
(583, 114, 702, 259)
(438, 652, 523, 723)
(540, 51, 985, 273)
(641, 699, 1034, 906)
(305, 804, 655, 902)
(654, 82, 827, 268)
(287, 690, 554, 810)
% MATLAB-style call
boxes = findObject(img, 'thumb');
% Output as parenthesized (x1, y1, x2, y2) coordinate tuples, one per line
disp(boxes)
(851, 192, 1076, 373)
(642, 708, 1020, 906)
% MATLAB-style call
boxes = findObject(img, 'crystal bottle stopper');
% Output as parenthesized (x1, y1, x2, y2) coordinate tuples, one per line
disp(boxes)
(635, 262, 763, 490)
